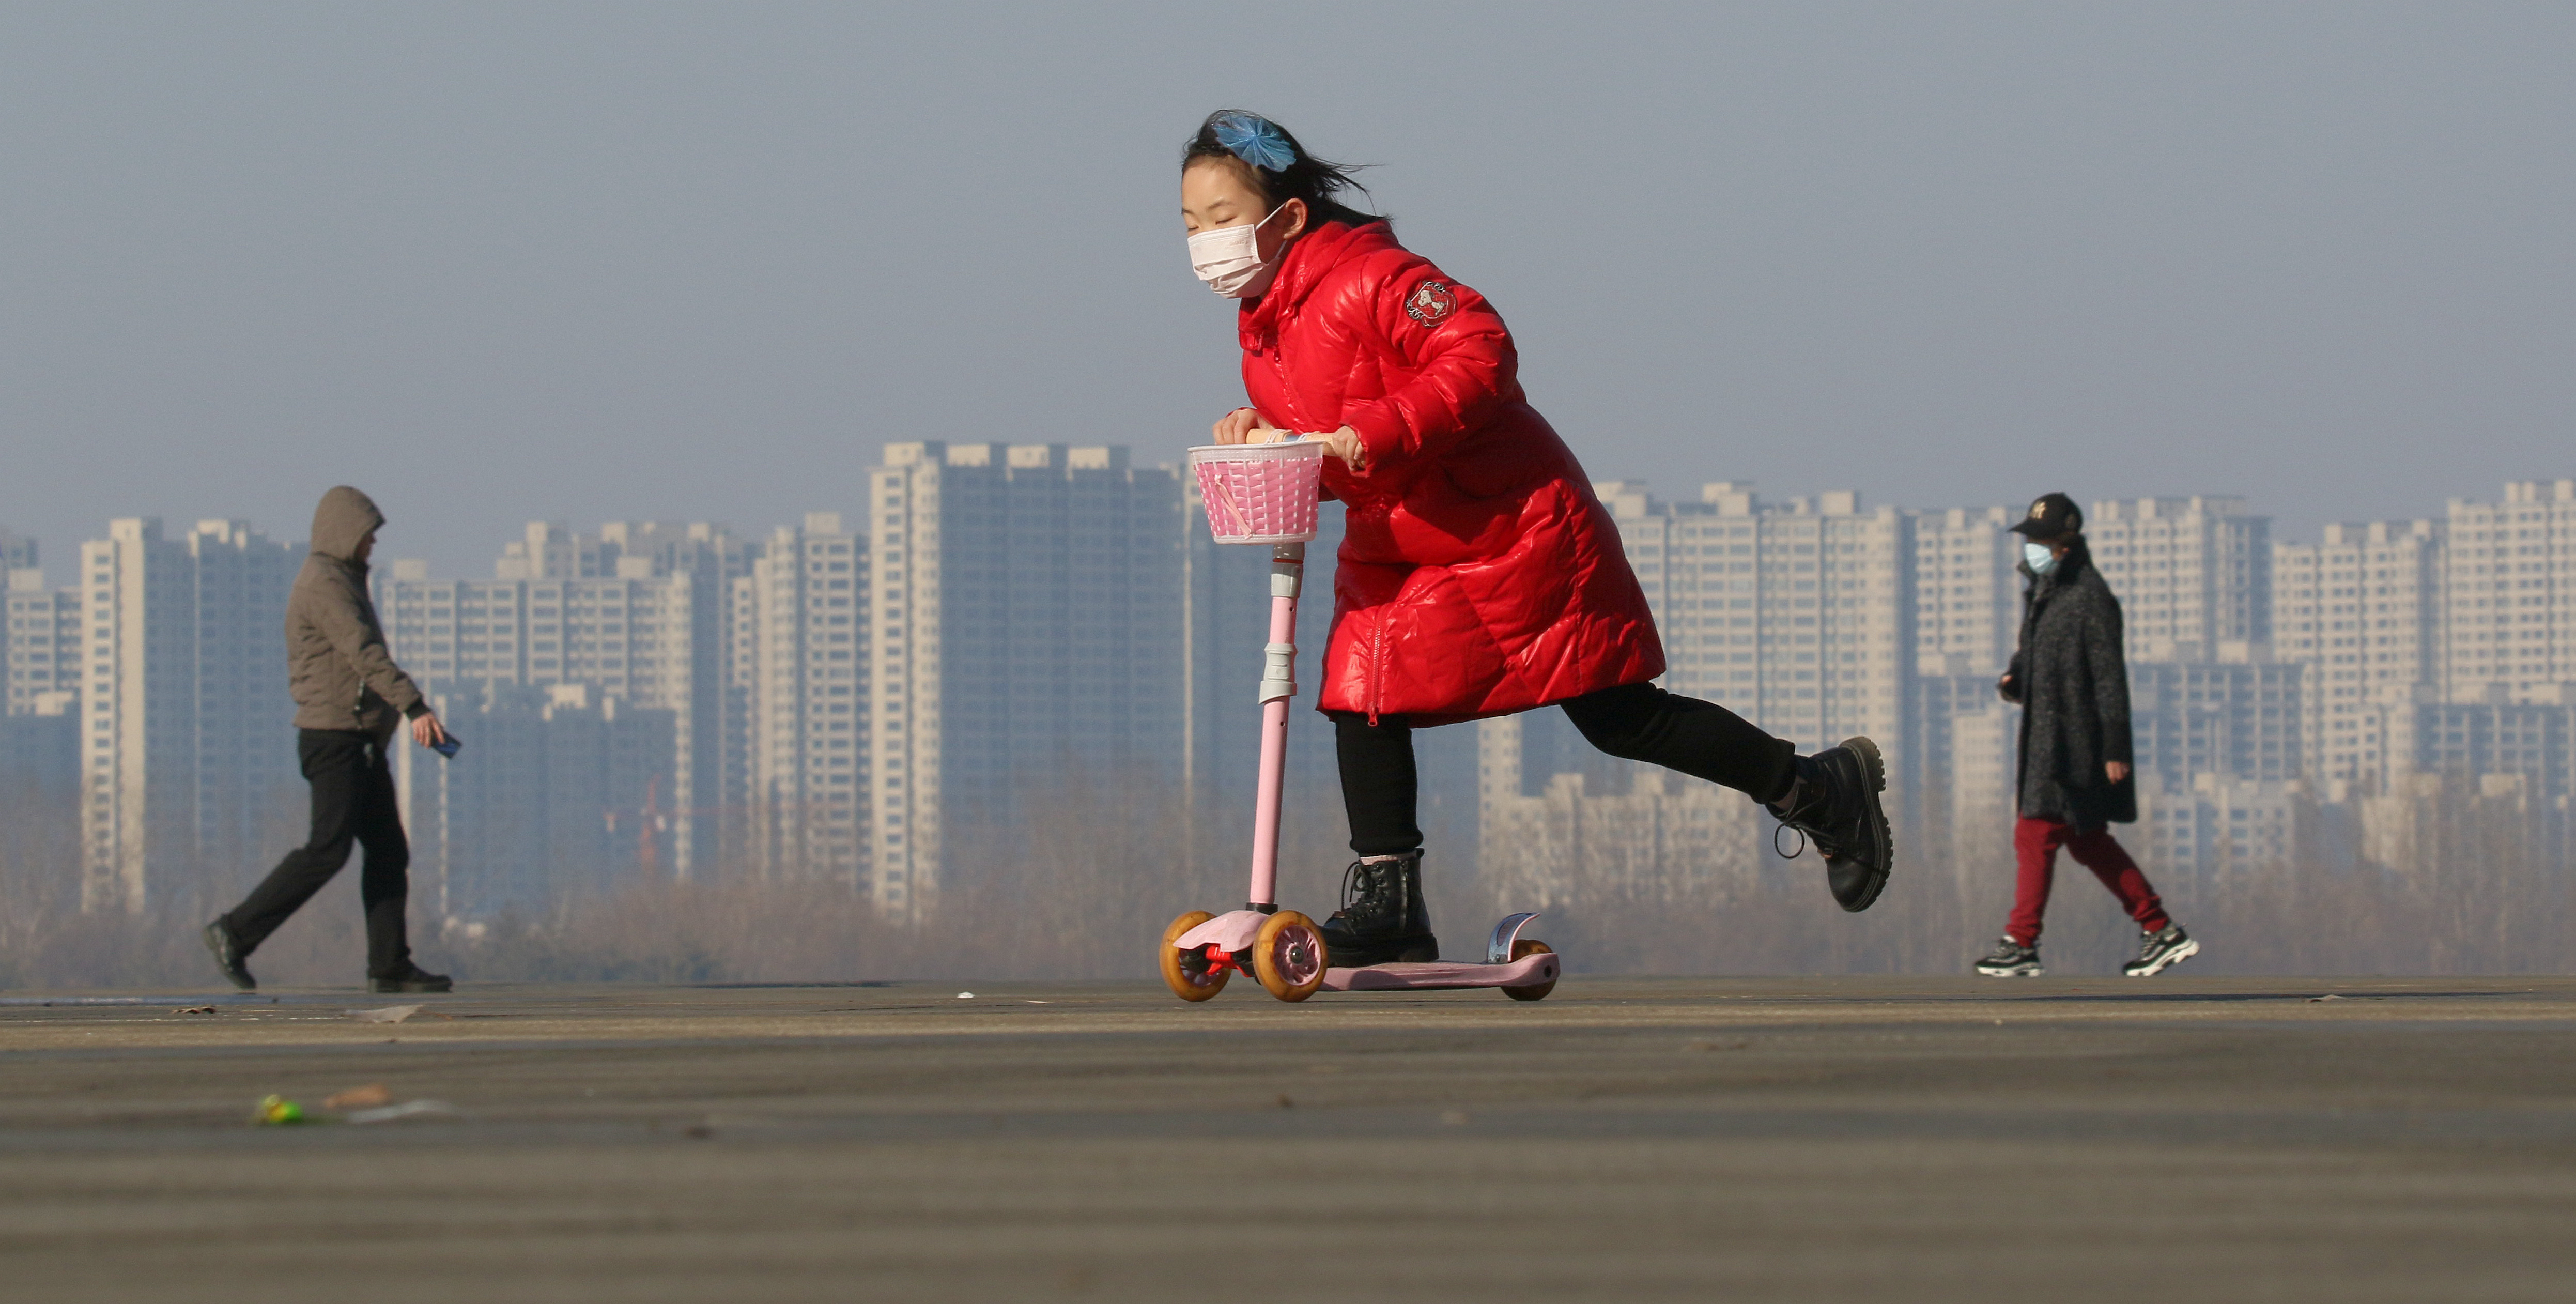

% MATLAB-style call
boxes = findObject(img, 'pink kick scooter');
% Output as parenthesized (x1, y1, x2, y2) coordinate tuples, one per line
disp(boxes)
(1161, 438, 1561, 1004)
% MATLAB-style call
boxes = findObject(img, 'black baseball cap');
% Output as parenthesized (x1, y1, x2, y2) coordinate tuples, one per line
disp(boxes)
(2011, 492, 2083, 541)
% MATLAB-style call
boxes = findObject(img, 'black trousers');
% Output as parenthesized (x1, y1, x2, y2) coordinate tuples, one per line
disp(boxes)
(1332, 681, 1798, 857)
(223, 729, 414, 978)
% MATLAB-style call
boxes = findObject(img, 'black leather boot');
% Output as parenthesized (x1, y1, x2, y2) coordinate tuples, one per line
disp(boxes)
(1768, 737, 1894, 912)
(1400, 854, 1433, 943)
(1318, 851, 1439, 968)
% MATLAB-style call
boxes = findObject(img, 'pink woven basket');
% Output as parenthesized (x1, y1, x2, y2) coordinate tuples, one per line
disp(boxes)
(1189, 440, 1325, 544)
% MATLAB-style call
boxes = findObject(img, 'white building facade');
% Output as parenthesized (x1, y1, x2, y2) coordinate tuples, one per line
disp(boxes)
(3, 544, 82, 881)
(741, 514, 867, 889)
(1910, 505, 2021, 678)
(7, 565, 82, 716)
(2272, 519, 2444, 793)
(379, 520, 753, 892)
(2085, 496, 2270, 664)
(79, 519, 300, 911)
(2445, 479, 2576, 703)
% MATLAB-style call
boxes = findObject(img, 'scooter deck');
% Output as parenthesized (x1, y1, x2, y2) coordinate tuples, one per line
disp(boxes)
(1319, 952, 1559, 992)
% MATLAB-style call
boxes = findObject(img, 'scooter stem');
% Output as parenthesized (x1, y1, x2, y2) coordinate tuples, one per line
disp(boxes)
(1247, 542, 1303, 910)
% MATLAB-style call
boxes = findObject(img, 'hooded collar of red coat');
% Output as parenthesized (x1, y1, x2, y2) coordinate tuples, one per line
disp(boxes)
(1238, 220, 1398, 352)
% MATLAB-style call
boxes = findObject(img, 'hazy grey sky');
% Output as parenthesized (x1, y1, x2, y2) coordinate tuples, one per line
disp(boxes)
(4, 3, 2570, 579)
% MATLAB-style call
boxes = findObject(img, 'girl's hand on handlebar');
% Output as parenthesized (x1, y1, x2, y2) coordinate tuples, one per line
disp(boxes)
(1212, 408, 1267, 444)
(1314, 425, 1365, 468)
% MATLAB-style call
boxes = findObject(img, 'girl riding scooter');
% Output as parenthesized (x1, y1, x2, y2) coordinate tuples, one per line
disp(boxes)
(1182, 111, 1894, 965)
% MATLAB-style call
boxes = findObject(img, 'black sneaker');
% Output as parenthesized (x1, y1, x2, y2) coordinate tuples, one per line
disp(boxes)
(1974, 937, 2042, 977)
(1318, 852, 1438, 968)
(369, 964, 453, 994)
(2123, 925, 2198, 977)
(1769, 738, 1894, 912)
(203, 919, 255, 991)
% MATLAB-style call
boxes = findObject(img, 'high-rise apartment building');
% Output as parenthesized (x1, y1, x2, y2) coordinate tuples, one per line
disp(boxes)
(2086, 496, 2270, 663)
(0, 709, 78, 891)
(8, 553, 88, 877)
(740, 514, 867, 888)
(393, 681, 678, 921)
(375, 570, 528, 684)
(3, 539, 81, 874)
(2128, 658, 2304, 789)
(7, 566, 82, 715)
(496, 523, 613, 582)
(868, 442, 1183, 918)
(2386, 699, 2573, 796)
(79, 519, 299, 911)
(1908, 671, 2019, 872)
(2134, 772, 2309, 878)
(2272, 520, 2444, 791)
(600, 522, 764, 869)
(1609, 483, 1912, 757)
(2445, 479, 2576, 702)
(1899, 507, 2023, 863)
(2091, 650, 2311, 877)
(379, 520, 749, 881)
(2360, 696, 2575, 877)
(1910, 505, 2020, 677)
(381, 564, 703, 699)
(1632, 478, 1913, 720)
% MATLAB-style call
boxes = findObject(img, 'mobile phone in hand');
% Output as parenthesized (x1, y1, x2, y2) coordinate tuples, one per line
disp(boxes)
(433, 734, 462, 759)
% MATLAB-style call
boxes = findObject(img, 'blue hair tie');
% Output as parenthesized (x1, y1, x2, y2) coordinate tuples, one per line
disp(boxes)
(1212, 113, 1297, 173)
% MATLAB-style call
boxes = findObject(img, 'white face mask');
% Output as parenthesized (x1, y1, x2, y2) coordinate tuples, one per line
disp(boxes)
(1187, 203, 1288, 299)
(2024, 541, 2061, 576)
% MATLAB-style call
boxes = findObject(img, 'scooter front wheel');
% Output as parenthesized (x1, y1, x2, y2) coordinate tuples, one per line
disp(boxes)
(1501, 939, 1557, 1002)
(1253, 910, 1328, 1003)
(1160, 910, 1228, 1002)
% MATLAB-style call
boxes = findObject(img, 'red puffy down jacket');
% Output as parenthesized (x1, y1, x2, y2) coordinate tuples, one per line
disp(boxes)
(1236, 220, 1664, 723)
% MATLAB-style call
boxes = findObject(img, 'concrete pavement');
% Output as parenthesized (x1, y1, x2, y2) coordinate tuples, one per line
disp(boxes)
(4, 975, 2573, 1301)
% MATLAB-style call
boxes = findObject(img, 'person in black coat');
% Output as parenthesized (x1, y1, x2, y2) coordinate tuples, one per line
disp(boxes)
(1975, 493, 2199, 978)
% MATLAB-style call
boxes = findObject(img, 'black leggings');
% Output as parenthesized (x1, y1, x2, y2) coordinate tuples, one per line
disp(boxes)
(1331, 681, 1798, 856)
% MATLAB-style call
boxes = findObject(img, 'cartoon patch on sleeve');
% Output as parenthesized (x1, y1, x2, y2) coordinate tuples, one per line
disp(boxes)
(1403, 279, 1457, 327)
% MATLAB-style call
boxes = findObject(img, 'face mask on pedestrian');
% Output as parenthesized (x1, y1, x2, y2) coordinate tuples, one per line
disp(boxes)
(2024, 541, 2060, 576)
(1187, 202, 1289, 298)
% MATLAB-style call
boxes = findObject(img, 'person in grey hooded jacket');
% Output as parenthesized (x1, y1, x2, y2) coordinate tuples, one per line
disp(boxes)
(204, 486, 454, 993)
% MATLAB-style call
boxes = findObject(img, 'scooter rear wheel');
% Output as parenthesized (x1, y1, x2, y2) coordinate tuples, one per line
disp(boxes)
(1501, 939, 1557, 1002)
(1252, 910, 1328, 1003)
(1160, 910, 1228, 1002)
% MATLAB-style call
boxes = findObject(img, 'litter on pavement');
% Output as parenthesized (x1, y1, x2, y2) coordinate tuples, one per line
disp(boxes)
(345, 1100, 458, 1125)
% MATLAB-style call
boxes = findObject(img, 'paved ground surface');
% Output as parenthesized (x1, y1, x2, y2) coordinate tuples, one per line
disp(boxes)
(3, 974, 2573, 1303)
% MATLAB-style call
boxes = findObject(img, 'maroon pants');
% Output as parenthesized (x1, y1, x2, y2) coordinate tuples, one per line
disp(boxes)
(2008, 816, 2169, 944)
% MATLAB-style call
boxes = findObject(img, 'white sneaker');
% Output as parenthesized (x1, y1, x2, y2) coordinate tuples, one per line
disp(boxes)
(2123, 925, 2198, 977)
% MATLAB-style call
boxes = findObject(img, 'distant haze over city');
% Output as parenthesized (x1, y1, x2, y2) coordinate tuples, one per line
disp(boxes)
(3, 4, 2572, 582)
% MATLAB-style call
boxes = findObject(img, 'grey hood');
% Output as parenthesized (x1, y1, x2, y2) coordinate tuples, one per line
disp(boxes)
(311, 486, 384, 563)
(285, 484, 422, 734)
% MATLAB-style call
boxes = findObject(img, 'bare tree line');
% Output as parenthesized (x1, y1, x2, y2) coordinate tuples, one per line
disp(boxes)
(2, 764, 2568, 988)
